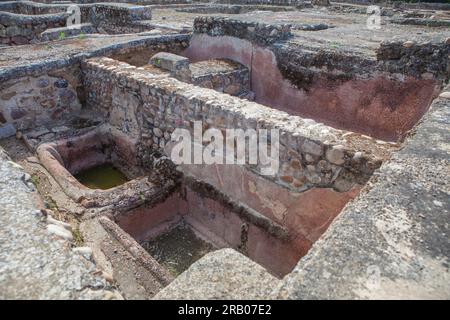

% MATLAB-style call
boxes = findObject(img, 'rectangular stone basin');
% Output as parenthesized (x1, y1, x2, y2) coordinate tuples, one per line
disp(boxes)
(36, 125, 155, 209)
(115, 177, 300, 278)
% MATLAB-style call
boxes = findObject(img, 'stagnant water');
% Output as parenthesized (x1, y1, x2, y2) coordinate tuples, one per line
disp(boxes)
(74, 164, 129, 190)
(140, 223, 216, 276)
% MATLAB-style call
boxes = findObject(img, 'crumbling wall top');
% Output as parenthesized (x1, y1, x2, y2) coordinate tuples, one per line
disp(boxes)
(194, 16, 292, 46)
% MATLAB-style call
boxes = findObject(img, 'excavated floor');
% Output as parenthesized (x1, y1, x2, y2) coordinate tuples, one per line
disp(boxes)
(141, 223, 216, 277)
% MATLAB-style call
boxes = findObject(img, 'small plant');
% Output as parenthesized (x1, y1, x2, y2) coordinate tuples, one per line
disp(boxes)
(46, 197, 58, 211)
(72, 228, 84, 246)
(139, 192, 145, 201)
(330, 41, 340, 49)
(78, 32, 86, 40)
(30, 174, 40, 187)
(58, 31, 66, 41)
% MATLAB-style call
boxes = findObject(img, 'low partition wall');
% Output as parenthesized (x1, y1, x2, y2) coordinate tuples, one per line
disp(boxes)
(82, 57, 393, 194)
(0, 11, 68, 45)
(0, 1, 153, 45)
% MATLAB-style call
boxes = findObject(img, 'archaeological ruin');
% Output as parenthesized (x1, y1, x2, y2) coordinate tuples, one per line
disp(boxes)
(0, 0, 449, 301)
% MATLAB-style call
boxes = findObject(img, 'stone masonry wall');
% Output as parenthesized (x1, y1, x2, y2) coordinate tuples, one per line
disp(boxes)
(194, 17, 292, 47)
(81, 57, 392, 194)
(89, 3, 152, 28)
(0, 11, 68, 45)
(0, 65, 82, 132)
(206, 0, 306, 5)
(0, 1, 154, 45)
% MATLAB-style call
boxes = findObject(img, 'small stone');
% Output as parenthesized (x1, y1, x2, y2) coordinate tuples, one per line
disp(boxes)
(317, 160, 331, 172)
(36, 78, 49, 88)
(292, 177, 306, 188)
(47, 215, 72, 230)
(164, 131, 170, 140)
(269, 29, 278, 37)
(281, 175, 293, 183)
(11, 36, 28, 45)
(40, 99, 56, 108)
(73, 247, 93, 260)
(54, 79, 68, 88)
(7, 161, 23, 170)
(403, 41, 414, 48)
(421, 72, 434, 80)
(290, 159, 302, 169)
(0, 123, 16, 139)
(326, 145, 346, 165)
(28, 128, 50, 139)
(1, 91, 16, 101)
(6, 25, 21, 37)
(51, 126, 70, 133)
(10, 108, 27, 120)
(302, 140, 323, 156)
(446, 37, 450, 45)
(80, 198, 96, 208)
(102, 271, 114, 283)
(312, 0, 330, 6)
(47, 224, 73, 241)
(305, 171, 321, 184)
(15, 131, 23, 140)
(59, 89, 76, 105)
(304, 154, 315, 163)
(333, 177, 355, 192)
(153, 127, 163, 138)
(439, 92, 450, 100)
(352, 152, 363, 161)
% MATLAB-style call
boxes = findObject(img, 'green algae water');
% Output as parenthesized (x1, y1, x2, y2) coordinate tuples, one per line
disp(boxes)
(75, 164, 129, 190)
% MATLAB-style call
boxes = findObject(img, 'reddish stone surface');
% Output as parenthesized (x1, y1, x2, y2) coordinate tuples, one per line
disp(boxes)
(118, 193, 182, 242)
(11, 36, 29, 45)
(184, 188, 305, 277)
(36, 126, 144, 205)
(184, 34, 437, 141)
(117, 183, 316, 277)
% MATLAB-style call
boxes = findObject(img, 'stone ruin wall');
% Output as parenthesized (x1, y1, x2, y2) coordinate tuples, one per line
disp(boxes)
(0, 13, 68, 45)
(0, 65, 83, 132)
(81, 57, 381, 194)
(0, 1, 154, 45)
(199, 0, 307, 5)
(81, 56, 377, 273)
(185, 17, 447, 141)
(0, 37, 188, 136)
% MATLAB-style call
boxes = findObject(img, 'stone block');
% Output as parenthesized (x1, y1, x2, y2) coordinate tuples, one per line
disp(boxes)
(0, 123, 16, 139)
(149, 52, 190, 73)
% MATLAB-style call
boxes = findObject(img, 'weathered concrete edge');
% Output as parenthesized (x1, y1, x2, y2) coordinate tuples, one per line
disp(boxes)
(273, 92, 450, 299)
(0, 147, 119, 299)
(154, 248, 281, 300)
